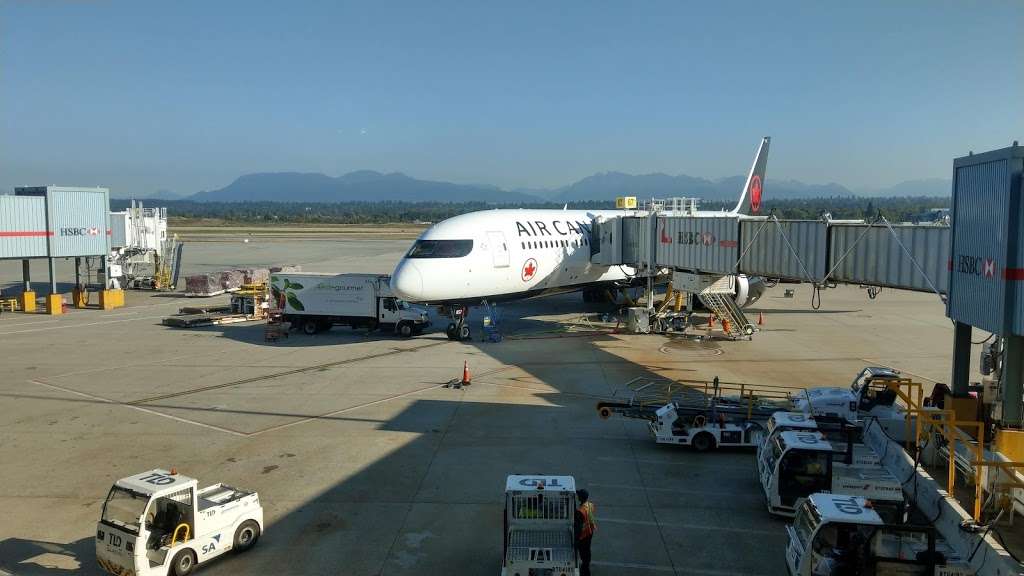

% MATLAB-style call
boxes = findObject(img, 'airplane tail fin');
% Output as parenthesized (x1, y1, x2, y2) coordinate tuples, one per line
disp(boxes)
(731, 137, 770, 215)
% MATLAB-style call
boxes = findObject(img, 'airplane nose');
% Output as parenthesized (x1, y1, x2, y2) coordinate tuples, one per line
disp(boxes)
(390, 261, 424, 301)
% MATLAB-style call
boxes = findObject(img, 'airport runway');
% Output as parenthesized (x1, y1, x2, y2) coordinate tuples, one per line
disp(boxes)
(0, 235, 967, 575)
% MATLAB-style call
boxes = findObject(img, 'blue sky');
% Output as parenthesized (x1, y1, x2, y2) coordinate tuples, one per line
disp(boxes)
(2, 1, 1021, 196)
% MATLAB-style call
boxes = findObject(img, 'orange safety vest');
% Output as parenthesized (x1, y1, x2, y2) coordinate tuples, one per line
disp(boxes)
(577, 501, 596, 540)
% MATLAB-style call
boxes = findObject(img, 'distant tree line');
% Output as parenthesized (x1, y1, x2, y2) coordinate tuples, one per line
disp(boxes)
(110, 196, 950, 225)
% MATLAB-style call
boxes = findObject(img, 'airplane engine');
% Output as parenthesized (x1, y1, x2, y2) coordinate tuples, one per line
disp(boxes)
(734, 275, 766, 308)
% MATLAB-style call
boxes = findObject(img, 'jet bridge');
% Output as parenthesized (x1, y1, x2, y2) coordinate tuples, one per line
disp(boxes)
(593, 211, 951, 298)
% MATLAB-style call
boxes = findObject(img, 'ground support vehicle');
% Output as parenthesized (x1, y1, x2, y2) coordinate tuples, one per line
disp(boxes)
(270, 272, 430, 336)
(596, 377, 801, 449)
(759, 430, 905, 518)
(97, 469, 264, 576)
(502, 475, 578, 576)
(647, 402, 768, 451)
(794, 367, 911, 432)
(786, 493, 971, 575)
(756, 411, 889, 478)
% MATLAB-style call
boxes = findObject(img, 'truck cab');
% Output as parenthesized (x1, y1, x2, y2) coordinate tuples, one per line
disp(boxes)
(786, 494, 970, 576)
(97, 469, 264, 576)
(502, 475, 578, 576)
(794, 367, 903, 423)
(759, 431, 904, 518)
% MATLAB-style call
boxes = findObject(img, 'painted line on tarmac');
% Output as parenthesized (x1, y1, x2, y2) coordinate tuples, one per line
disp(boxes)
(127, 340, 452, 404)
(29, 379, 247, 437)
(0, 314, 169, 335)
(596, 456, 752, 471)
(247, 381, 449, 436)
(591, 560, 676, 573)
(601, 516, 779, 536)
(589, 482, 763, 499)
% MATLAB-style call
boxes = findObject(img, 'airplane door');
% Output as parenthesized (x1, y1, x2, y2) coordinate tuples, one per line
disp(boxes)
(487, 231, 510, 268)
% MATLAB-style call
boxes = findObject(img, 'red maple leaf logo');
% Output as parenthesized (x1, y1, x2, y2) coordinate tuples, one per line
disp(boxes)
(521, 258, 538, 282)
(749, 175, 762, 214)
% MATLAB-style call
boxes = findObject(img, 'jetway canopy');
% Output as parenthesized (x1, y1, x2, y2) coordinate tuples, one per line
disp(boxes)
(593, 214, 950, 295)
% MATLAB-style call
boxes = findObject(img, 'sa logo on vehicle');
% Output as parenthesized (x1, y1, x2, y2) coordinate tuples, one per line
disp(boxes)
(521, 258, 538, 282)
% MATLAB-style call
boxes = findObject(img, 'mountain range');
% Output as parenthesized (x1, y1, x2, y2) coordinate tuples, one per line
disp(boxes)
(141, 171, 952, 203)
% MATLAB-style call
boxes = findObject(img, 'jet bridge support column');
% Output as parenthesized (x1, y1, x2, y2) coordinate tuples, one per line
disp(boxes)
(951, 322, 972, 396)
(1002, 336, 1024, 427)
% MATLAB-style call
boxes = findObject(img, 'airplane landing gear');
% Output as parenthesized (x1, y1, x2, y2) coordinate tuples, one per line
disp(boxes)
(445, 306, 470, 341)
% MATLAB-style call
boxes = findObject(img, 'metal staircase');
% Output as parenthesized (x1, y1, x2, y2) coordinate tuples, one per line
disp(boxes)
(699, 277, 756, 339)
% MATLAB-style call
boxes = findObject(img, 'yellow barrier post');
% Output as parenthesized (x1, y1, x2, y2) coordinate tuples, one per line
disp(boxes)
(20, 291, 36, 313)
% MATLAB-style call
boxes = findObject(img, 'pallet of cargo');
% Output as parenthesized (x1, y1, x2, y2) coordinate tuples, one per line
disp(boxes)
(161, 312, 253, 328)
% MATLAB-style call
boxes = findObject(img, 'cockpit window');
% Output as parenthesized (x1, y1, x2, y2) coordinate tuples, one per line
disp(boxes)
(406, 239, 473, 258)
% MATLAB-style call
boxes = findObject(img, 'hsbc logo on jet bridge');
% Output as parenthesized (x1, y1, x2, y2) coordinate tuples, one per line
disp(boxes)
(59, 227, 101, 237)
(956, 255, 997, 279)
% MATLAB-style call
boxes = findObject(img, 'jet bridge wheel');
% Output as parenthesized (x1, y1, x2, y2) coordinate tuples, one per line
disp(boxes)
(171, 549, 197, 576)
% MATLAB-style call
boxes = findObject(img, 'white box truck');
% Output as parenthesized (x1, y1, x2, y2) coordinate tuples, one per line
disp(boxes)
(270, 273, 430, 337)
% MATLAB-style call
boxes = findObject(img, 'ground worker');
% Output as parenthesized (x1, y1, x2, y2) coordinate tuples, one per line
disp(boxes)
(574, 488, 596, 576)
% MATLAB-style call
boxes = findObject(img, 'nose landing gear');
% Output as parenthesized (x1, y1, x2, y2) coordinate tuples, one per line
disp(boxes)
(445, 305, 471, 341)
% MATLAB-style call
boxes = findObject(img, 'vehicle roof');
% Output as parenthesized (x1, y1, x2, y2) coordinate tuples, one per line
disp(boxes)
(506, 475, 576, 492)
(809, 493, 885, 525)
(780, 430, 833, 451)
(771, 412, 818, 429)
(116, 469, 195, 496)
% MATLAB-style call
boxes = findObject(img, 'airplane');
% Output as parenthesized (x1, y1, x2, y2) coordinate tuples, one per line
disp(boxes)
(391, 137, 771, 340)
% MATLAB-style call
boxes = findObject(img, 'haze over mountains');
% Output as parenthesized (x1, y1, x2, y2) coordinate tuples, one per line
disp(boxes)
(155, 171, 951, 203)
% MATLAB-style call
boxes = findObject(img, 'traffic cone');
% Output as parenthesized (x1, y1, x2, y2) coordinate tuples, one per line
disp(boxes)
(722, 318, 732, 334)
(758, 311, 765, 326)
(461, 360, 472, 386)
(707, 314, 715, 329)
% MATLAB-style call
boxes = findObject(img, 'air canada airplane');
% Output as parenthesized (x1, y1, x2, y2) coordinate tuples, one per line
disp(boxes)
(391, 137, 770, 340)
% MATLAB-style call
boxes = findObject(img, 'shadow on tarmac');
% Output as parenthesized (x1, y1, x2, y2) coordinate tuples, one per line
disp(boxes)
(4, 292, 786, 575)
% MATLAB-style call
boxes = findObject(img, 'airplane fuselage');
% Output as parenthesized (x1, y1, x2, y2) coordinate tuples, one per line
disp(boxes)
(390, 209, 633, 304)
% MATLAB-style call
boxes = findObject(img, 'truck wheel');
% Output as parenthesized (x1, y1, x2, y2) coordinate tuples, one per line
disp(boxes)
(691, 432, 716, 452)
(445, 323, 457, 340)
(171, 549, 197, 576)
(398, 322, 413, 338)
(302, 320, 319, 335)
(233, 520, 261, 553)
(459, 325, 471, 340)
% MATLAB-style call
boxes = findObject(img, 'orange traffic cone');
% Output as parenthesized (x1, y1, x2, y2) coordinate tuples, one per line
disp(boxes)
(461, 360, 472, 385)
(758, 311, 765, 326)
(722, 318, 732, 334)
(707, 314, 715, 329)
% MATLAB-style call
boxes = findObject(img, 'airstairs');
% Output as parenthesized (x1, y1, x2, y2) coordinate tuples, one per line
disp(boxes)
(698, 277, 756, 339)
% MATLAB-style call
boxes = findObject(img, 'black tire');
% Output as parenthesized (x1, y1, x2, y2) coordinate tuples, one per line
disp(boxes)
(691, 432, 716, 452)
(446, 323, 458, 340)
(459, 325, 471, 340)
(233, 520, 261, 553)
(302, 319, 319, 335)
(398, 322, 413, 338)
(171, 549, 197, 576)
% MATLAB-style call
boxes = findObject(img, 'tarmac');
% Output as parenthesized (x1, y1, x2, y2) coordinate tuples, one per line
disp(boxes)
(0, 235, 969, 575)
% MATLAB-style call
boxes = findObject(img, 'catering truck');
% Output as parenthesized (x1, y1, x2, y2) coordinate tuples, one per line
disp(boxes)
(502, 474, 579, 576)
(97, 469, 263, 576)
(270, 272, 430, 336)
